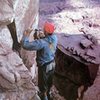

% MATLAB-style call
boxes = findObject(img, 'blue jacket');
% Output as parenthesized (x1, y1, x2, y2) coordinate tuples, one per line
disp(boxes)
(22, 34, 57, 66)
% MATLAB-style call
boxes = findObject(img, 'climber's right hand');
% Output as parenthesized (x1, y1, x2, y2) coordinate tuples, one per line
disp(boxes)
(24, 28, 33, 37)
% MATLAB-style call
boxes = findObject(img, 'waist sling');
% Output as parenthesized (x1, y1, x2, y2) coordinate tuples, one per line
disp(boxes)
(42, 60, 55, 73)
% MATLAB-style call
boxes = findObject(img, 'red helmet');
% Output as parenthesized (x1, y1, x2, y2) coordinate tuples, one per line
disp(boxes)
(44, 22, 55, 34)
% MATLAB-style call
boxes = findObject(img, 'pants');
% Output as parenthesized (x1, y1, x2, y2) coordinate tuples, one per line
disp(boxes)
(38, 61, 55, 94)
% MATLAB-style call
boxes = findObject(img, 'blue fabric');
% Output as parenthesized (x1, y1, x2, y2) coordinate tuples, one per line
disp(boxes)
(22, 34, 57, 66)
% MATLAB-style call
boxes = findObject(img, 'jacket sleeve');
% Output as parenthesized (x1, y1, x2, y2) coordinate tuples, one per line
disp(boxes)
(22, 36, 44, 50)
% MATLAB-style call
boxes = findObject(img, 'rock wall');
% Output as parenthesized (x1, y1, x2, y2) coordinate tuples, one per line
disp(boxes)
(0, 41, 40, 100)
(0, 0, 39, 46)
(83, 66, 100, 100)
(0, 0, 40, 99)
(0, 0, 39, 70)
(15, 0, 39, 70)
(15, 0, 39, 41)
(54, 49, 92, 100)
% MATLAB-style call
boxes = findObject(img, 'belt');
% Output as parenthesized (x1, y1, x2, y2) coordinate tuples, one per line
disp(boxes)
(42, 59, 54, 67)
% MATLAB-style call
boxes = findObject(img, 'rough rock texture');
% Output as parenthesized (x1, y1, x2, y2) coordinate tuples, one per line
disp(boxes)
(55, 49, 92, 100)
(39, 0, 100, 39)
(50, 85, 66, 100)
(83, 66, 100, 100)
(15, 0, 39, 70)
(0, 0, 39, 70)
(15, 0, 39, 41)
(0, 0, 38, 69)
(57, 33, 100, 65)
(0, 0, 39, 42)
(20, 48, 36, 70)
(0, 41, 40, 100)
(0, 1, 40, 99)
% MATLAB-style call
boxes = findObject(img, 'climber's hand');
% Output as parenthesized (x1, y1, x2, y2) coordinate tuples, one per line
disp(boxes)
(24, 28, 33, 37)
(34, 29, 45, 39)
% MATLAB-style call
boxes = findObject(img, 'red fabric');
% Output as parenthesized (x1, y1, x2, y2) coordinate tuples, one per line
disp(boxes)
(44, 22, 55, 34)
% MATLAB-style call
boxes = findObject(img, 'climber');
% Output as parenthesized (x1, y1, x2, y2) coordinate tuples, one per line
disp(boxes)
(21, 21, 57, 100)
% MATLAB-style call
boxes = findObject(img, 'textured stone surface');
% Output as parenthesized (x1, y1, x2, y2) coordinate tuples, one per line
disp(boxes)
(14, 0, 39, 71)
(57, 33, 100, 65)
(83, 66, 100, 100)
(15, 0, 39, 41)
(0, 41, 40, 100)
(0, 0, 39, 46)
(20, 48, 36, 70)
(0, 0, 39, 76)
(55, 49, 92, 100)
(0, 0, 39, 97)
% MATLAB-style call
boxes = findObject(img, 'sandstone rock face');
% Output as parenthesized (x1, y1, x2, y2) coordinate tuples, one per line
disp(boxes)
(83, 66, 100, 100)
(0, 0, 39, 46)
(0, 0, 39, 71)
(15, 0, 39, 41)
(0, 0, 15, 26)
(15, 0, 39, 70)
(0, 41, 40, 100)
(20, 48, 36, 70)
